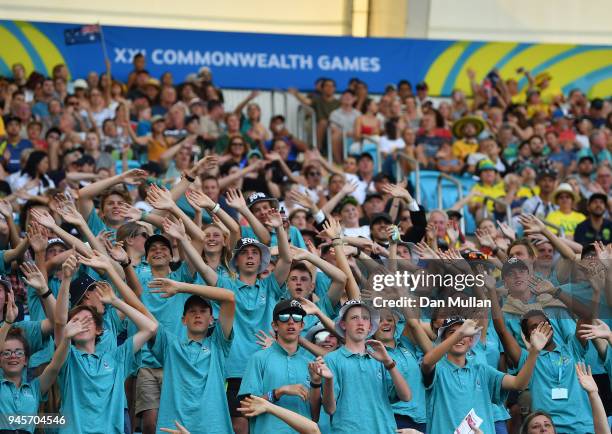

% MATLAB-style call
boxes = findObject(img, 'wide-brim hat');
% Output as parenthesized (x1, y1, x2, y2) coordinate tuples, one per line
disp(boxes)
(552, 182, 579, 204)
(229, 237, 271, 274)
(334, 300, 380, 338)
(452, 116, 486, 139)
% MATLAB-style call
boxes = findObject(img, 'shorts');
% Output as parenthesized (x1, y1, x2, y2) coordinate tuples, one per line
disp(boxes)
(135, 367, 163, 414)
(226, 378, 245, 418)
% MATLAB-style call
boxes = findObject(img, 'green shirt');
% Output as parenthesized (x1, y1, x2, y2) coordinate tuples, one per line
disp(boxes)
(151, 325, 233, 434)
(324, 346, 398, 434)
(239, 342, 314, 434)
(58, 338, 138, 434)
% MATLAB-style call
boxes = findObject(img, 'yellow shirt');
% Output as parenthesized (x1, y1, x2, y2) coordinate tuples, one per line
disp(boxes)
(0, 117, 4, 137)
(545, 210, 586, 237)
(452, 140, 479, 161)
(471, 182, 506, 212)
(517, 185, 540, 199)
(527, 103, 550, 118)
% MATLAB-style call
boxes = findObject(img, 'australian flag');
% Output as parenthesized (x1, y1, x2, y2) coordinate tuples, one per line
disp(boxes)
(64, 24, 101, 45)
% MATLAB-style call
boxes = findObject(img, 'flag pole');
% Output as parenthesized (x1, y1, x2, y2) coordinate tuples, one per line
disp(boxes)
(98, 21, 110, 65)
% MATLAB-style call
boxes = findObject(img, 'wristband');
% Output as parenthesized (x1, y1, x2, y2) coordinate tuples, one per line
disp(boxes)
(121, 258, 132, 268)
(552, 287, 562, 299)
(140, 210, 149, 221)
(267, 390, 274, 402)
(211, 203, 221, 214)
(41, 289, 53, 299)
(384, 361, 396, 371)
(310, 381, 322, 389)
(492, 246, 499, 255)
(332, 240, 343, 247)
(4, 319, 14, 325)
(183, 173, 195, 183)
(314, 210, 326, 224)
(272, 389, 280, 402)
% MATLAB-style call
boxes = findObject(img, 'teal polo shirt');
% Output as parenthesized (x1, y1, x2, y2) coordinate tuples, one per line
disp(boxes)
(387, 336, 426, 424)
(86, 209, 117, 237)
(240, 225, 306, 248)
(136, 262, 194, 368)
(0, 250, 7, 274)
(467, 323, 511, 423)
(150, 325, 233, 434)
(239, 342, 314, 434)
(314, 272, 331, 299)
(26, 276, 61, 368)
(503, 306, 576, 351)
(217, 274, 285, 378)
(425, 356, 506, 434)
(0, 374, 42, 433)
(324, 346, 398, 434)
(604, 345, 612, 386)
(58, 338, 137, 434)
(518, 336, 593, 433)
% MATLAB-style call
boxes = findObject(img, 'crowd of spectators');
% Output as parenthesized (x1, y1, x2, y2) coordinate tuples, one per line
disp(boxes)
(0, 53, 610, 434)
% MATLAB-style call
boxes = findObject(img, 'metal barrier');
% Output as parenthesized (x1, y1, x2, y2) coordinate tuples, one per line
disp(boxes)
(395, 152, 421, 204)
(482, 195, 512, 224)
(436, 173, 465, 234)
(296, 104, 317, 149)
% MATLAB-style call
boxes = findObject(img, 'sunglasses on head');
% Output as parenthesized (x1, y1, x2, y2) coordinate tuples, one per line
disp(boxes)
(277, 313, 304, 323)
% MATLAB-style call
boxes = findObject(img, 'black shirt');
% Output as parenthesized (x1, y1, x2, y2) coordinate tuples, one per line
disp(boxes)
(573, 218, 612, 245)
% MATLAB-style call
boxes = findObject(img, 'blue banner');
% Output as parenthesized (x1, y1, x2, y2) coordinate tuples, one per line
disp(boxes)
(1, 20, 611, 96)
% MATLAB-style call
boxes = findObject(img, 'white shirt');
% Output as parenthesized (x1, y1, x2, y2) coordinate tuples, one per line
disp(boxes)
(379, 137, 405, 154)
(342, 225, 371, 239)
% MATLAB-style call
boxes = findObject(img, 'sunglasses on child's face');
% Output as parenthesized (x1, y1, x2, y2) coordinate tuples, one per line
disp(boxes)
(277, 313, 304, 323)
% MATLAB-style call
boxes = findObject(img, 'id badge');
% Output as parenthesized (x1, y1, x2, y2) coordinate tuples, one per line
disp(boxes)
(551, 388, 568, 400)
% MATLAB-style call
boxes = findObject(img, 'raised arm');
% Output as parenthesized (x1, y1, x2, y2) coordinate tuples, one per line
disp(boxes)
(501, 322, 550, 390)
(162, 217, 209, 280)
(77, 168, 148, 218)
(287, 87, 313, 107)
(185, 189, 240, 238)
(0, 200, 21, 248)
(2, 237, 28, 264)
(0, 290, 19, 346)
(291, 246, 346, 305)
(149, 278, 235, 339)
(233, 90, 259, 116)
(225, 189, 271, 245)
(20, 262, 56, 327)
(54, 255, 78, 345)
(320, 219, 360, 301)
(30, 209, 91, 256)
(96, 282, 157, 353)
(576, 363, 609, 434)
(520, 214, 576, 260)
(267, 209, 292, 286)
(421, 319, 482, 376)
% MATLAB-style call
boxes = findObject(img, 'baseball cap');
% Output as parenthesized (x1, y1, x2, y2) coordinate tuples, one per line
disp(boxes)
(151, 115, 165, 124)
(334, 300, 380, 338)
(435, 316, 481, 348)
(247, 149, 263, 160)
(364, 192, 383, 203)
(357, 152, 374, 162)
(369, 213, 393, 227)
(588, 193, 608, 205)
(477, 159, 498, 174)
(273, 299, 307, 320)
(578, 154, 595, 164)
(73, 79, 88, 90)
(536, 166, 558, 181)
(245, 191, 279, 209)
(501, 257, 529, 279)
(69, 274, 97, 307)
(230, 237, 271, 274)
(182, 294, 212, 316)
(446, 210, 462, 221)
(47, 238, 67, 250)
(144, 234, 173, 258)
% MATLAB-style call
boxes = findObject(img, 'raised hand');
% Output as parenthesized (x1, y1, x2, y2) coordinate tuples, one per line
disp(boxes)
(286, 190, 317, 212)
(77, 250, 112, 272)
(446, 221, 459, 245)
(20, 262, 48, 293)
(30, 209, 56, 229)
(497, 220, 516, 241)
(147, 184, 175, 211)
(308, 361, 322, 384)
(529, 322, 553, 351)
(475, 228, 495, 248)
(185, 189, 215, 209)
(117, 203, 142, 222)
(414, 241, 439, 260)
(255, 329, 275, 349)
(458, 319, 482, 338)
(160, 421, 190, 434)
(225, 189, 247, 210)
(365, 339, 393, 365)
(289, 245, 310, 261)
(593, 241, 612, 263)
(27, 222, 48, 253)
(121, 169, 148, 185)
(94, 281, 117, 304)
(315, 356, 333, 379)
(340, 179, 359, 196)
(425, 223, 436, 243)
(148, 278, 181, 298)
(528, 276, 556, 296)
(266, 208, 283, 228)
(296, 297, 319, 316)
(108, 241, 129, 264)
(575, 363, 598, 394)
(163, 217, 187, 240)
(96, 230, 114, 253)
(518, 214, 546, 235)
(0, 200, 13, 218)
(62, 255, 78, 279)
(57, 202, 86, 226)
(5, 290, 18, 324)
(381, 183, 412, 202)
(64, 315, 90, 339)
(578, 319, 611, 341)
(238, 396, 270, 418)
(319, 218, 342, 240)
